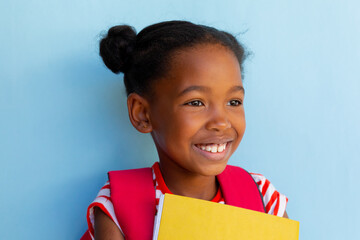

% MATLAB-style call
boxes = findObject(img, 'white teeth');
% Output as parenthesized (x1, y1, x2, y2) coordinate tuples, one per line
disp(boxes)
(218, 144, 224, 152)
(197, 143, 228, 153)
(211, 145, 218, 153)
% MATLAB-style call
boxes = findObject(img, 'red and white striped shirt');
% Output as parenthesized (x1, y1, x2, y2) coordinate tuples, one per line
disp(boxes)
(86, 163, 288, 239)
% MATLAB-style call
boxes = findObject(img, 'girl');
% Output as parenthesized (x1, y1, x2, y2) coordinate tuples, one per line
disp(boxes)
(82, 20, 288, 240)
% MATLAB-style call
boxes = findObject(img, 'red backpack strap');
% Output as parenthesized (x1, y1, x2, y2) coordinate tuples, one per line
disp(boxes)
(108, 168, 155, 240)
(217, 165, 265, 213)
(80, 230, 91, 240)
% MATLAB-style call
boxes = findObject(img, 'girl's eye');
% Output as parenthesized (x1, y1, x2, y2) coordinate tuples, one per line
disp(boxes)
(185, 100, 204, 106)
(227, 99, 242, 106)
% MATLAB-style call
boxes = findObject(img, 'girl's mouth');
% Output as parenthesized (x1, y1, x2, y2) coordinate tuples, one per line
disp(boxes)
(194, 143, 227, 153)
(193, 141, 232, 161)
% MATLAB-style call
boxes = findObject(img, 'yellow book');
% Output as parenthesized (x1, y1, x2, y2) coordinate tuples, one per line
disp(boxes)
(153, 193, 299, 240)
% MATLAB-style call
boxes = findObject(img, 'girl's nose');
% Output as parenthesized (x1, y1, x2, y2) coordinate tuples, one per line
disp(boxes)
(205, 109, 231, 131)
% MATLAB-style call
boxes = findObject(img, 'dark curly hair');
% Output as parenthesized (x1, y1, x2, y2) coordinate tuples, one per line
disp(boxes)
(99, 20, 248, 96)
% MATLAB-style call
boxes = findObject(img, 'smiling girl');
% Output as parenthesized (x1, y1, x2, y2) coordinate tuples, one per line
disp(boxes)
(81, 20, 288, 240)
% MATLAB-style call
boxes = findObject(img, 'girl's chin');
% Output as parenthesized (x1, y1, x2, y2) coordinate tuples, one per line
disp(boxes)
(194, 161, 229, 177)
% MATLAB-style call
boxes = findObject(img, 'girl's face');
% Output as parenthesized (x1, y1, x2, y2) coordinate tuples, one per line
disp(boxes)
(149, 44, 246, 177)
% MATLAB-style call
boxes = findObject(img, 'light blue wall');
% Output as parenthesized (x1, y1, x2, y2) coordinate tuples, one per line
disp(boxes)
(1, 0, 359, 239)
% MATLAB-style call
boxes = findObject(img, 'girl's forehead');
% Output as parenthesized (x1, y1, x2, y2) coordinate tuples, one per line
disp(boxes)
(152, 44, 243, 98)
(171, 43, 236, 65)
(169, 44, 241, 84)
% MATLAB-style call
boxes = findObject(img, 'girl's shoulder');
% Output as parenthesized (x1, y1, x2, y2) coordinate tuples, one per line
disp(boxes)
(86, 181, 123, 239)
(250, 172, 288, 217)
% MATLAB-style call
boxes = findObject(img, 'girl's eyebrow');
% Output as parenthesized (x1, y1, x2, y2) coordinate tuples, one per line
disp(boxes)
(229, 85, 245, 95)
(177, 85, 245, 97)
(177, 85, 210, 97)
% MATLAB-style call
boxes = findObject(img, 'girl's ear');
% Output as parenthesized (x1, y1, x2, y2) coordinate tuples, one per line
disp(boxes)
(127, 93, 153, 133)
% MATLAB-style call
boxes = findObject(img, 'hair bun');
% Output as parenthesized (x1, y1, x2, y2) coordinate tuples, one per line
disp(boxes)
(99, 25, 137, 74)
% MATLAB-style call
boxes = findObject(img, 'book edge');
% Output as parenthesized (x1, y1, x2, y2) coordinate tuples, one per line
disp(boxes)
(152, 193, 166, 240)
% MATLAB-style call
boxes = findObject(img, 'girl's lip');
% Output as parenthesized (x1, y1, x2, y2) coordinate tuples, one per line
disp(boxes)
(193, 137, 234, 145)
(192, 142, 231, 161)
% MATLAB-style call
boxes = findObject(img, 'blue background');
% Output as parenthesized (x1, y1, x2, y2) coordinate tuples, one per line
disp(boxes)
(1, 0, 359, 239)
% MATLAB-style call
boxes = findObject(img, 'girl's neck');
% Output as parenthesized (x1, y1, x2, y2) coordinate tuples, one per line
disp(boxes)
(158, 160, 218, 201)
